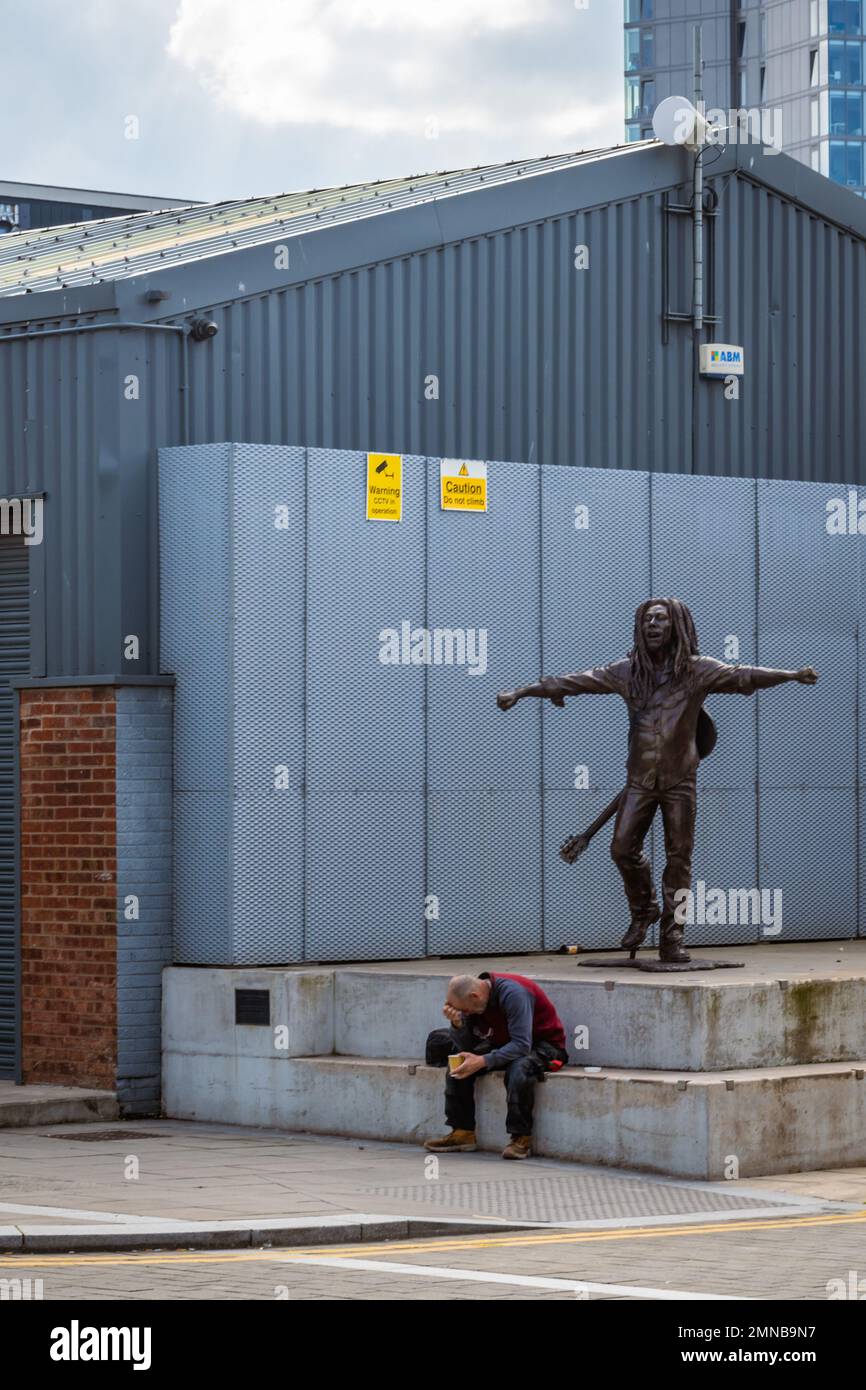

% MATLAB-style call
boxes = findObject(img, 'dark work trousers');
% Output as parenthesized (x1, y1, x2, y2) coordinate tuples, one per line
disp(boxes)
(439, 1023, 568, 1137)
(610, 776, 697, 949)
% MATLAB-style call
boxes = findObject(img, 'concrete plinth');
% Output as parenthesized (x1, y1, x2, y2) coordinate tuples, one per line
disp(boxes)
(162, 942, 866, 1178)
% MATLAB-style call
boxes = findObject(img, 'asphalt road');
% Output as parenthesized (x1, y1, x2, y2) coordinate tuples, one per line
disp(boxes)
(4, 1207, 865, 1301)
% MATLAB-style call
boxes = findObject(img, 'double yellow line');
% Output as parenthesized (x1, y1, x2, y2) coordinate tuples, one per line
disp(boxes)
(0, 1208, 864, 1268)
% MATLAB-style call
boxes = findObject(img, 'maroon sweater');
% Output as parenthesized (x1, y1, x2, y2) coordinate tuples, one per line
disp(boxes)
(472, 972, 567, 1070)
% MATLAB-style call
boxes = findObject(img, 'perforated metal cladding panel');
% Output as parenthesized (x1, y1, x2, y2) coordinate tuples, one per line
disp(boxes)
(305, 791, 425, 960)
(757, 480, 858, 940)
(304, 448, 426, 960)
(757, 478, 859, 632)
(232, 446, 305, 795)
(426, 458, 541, 954)
(161, 445, 306, 963)
(758, 629, 856, 788)
(173, 793, 232, 963)
(305, 448, 426, 791)
(759, 789, 857, 940)
(175, 798, 302, 963)
(541, 466, 650, 791)
(159, 445, 231, 792)
(651, 474, 758, 791)
(229, 447, 306, 961)
(160, 446, 233, 962)
(757, 481, 856, 789)
(543, 790, 631, 951)
(232, 793, 304, 962)
(687, 790, 762, 948)
(161, 446, 864, 963)
(540, 466, 650, 950)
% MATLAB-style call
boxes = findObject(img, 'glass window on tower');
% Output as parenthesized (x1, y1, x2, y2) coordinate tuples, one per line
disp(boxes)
(641, 79, 655, 116)
(640, 27, 654, 67)
(829, 138, 865, 184)
(626, 76, 641, 120)
(831, 89, 864, 131)
(625, 29, 640, 71)
(829, 1, 863, 34)
(829, 39, 863, 82)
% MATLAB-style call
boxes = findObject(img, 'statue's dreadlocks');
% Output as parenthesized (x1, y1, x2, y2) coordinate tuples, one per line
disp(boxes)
(628, 598, 699, 706)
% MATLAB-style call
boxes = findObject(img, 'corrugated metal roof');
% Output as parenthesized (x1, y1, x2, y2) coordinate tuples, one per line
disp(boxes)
(0, 145, 647, 298)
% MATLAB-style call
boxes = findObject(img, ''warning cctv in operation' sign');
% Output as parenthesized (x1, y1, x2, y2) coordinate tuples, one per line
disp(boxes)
(440, 458, 487, 512)
(366, 453, 403, 521)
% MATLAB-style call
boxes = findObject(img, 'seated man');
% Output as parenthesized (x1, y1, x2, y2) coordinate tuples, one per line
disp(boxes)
(424, 972, 568, 1160)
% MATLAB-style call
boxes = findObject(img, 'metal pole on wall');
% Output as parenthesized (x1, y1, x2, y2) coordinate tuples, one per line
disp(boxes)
(693, 24, 704, 333)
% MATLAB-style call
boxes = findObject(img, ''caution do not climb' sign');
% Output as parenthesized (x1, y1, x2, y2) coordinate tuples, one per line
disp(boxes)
(440, 458, 487, 512)
(366, 453, 403, 521)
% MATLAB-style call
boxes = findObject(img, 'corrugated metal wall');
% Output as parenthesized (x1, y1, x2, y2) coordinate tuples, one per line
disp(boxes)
(182, 173, 866, 485)
(1, 164, 864, 680)
(0, 324, 183, 677)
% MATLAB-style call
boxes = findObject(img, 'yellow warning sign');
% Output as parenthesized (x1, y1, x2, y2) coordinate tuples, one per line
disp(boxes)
(366, 453, 403, 521)
(440, 458, 487, 512)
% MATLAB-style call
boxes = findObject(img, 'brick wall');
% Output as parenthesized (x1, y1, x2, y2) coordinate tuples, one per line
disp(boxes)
(19, 687, 117, 1087)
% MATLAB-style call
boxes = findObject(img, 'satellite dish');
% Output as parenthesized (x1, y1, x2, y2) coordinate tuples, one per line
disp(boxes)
(652, 95, 709, 147)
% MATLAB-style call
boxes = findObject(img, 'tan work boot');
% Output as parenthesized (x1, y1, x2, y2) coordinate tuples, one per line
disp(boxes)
(423, 1129, 477, 1153)
(502, 1135, 532, 1160)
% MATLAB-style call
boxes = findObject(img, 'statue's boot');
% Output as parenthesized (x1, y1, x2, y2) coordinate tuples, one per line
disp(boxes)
(658, 923, 691, 964)
(620, 909, 660, 951)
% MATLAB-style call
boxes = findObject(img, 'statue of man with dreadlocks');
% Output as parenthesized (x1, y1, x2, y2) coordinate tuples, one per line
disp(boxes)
(497, 599, 818, 963)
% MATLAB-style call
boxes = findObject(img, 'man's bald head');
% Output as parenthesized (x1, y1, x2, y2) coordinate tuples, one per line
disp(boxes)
(446, 975, 491, 1015)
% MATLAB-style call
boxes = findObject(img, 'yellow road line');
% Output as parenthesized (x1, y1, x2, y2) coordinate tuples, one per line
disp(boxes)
(0, 1208, 864, 1269)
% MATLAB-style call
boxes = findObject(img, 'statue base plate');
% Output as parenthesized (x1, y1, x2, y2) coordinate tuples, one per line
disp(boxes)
(577, 956, 745, 973)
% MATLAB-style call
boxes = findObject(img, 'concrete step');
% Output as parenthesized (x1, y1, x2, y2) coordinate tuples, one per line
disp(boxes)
(0, 1082, 118, 1129)
(163, 1051, 866, 1181)
(334, 966, 866, 1071)
(164, 952, 866, 1073)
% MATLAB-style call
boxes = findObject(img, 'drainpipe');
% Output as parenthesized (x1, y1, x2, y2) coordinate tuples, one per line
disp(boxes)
(693, 24, 704, 334)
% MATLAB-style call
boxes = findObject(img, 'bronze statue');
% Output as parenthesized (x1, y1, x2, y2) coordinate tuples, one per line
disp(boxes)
(497, 598, 818, 963)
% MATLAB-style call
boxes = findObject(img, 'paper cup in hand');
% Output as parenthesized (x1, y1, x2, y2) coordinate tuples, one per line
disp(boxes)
(448, 1054, 465, 1073)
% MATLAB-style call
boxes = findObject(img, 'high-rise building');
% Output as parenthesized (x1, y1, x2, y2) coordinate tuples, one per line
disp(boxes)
(0, 180, 195, 234)
(624, 1, 866, 197)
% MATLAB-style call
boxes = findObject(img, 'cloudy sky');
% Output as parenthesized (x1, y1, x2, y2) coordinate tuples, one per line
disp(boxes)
(5, 0, 624, 203)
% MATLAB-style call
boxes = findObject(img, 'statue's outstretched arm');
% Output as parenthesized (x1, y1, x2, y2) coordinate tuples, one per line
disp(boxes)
(706, 661, 819, 694)
(497, 666, 623, 711)
(497, 680, 555, 711)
